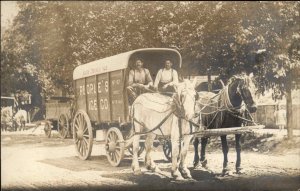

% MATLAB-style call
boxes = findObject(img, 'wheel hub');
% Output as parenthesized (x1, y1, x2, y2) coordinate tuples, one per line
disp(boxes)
(106, 141, 116, 152)
(77, 129, 83, 140)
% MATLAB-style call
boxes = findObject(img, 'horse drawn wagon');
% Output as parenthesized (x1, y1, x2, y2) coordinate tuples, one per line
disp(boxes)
(44, 47, 262, 180)
(44, 96, 74, 138)
(71, 48, 183, 166)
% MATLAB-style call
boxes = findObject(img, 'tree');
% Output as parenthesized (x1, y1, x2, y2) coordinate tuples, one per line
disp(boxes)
(1, 2, 299, 135)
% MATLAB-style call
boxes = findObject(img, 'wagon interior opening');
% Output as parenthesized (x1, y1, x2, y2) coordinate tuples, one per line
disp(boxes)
(128, 51, 181, 81)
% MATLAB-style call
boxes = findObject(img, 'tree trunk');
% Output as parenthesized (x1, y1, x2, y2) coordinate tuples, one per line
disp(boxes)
(286, 82, 293, 139)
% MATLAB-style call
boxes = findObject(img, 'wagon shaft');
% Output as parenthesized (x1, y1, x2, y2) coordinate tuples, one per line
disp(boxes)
(194, 125, 265, 137)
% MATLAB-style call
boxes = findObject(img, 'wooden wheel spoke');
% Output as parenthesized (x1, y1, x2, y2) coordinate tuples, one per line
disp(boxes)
(77, 114, 82, 129)
(81, 141, 85, 156)
(79, 140, 82, 155)
(82, 118, 86, 128)
(112, 152, 117, 162)
(82, 141, 86, 156)
(83, 137, 89, 146)
(114, 152, 120, 160)
(107, 135, 112, 142)
(80, 114, 85, 129)
(83, 134, 90, 138)
(167, 149, 171, 155)
(74, 118, 79, 130)
(108, 133, 114, 142)
(83, 126, 88, 134)
(113, 133, 118, 141)
(77, 139, 81, 151)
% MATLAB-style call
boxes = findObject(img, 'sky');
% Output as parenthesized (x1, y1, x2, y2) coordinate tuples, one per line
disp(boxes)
(1, 1, 19, 29)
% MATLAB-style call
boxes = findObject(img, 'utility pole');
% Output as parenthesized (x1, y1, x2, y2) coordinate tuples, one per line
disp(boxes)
(207, 67, 212, 92)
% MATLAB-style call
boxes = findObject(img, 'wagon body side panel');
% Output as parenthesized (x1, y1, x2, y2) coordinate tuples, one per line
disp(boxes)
(45, 101, 58, 120)
(86, 76, 98, 122)
(75, 78, 87, 114)
(110, 69, 126, 123)
(97, 72, 111, 122)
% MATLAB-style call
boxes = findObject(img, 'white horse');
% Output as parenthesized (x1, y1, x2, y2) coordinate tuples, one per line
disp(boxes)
(14, 110, 27, 131)
(1, 106, 13, 131)
(130, 79, 199, 180)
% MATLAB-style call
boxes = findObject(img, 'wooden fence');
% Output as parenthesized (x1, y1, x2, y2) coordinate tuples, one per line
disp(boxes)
(252, 104, 300, 129)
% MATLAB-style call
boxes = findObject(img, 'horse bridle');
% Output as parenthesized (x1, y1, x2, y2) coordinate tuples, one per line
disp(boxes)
(174, 88, 198, 120)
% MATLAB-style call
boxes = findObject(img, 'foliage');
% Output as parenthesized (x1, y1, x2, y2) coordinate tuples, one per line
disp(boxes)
(1, 1, 299, 104)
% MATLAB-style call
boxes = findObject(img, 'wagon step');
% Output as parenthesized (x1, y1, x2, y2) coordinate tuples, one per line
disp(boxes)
(194, 125, 265, 137)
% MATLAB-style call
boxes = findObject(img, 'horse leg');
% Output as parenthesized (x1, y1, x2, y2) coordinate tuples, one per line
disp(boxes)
(170, 119, 185, 180)
(23, 121, 26, 131)
(145, 133, 160, 172)
(193, 137, 200, 168)
(179, 135, 193, 179)
(221, 135, 229, 174)
(171, 136, 183, 180)
(131, 135, 142, 175)
(235, 134, 242, 174)
(200, 137, 208, 167)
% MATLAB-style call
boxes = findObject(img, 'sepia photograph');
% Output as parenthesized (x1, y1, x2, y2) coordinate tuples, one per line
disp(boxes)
(1, 1, 300, 191)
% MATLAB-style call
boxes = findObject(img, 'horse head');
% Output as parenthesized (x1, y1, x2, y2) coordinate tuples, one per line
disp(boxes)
(173, 78, 199, 120)
(227, 74, 257, 113)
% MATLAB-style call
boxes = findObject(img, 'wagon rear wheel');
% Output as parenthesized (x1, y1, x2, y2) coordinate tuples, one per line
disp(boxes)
(163, 140, 172, 162)
(58, 114, 69, 139)
(73, 110, 93, 160)
(105, 127, 125, 167)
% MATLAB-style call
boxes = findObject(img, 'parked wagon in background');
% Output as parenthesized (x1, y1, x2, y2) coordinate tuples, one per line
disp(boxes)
(72, 48, 182, 166)
(1, 96, 17, 131)
(44, 96, 74, 138)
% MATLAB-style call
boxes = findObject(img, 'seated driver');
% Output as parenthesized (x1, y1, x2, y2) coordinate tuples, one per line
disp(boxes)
(154, 59, 179, 93)
(127, 59, 153, 105)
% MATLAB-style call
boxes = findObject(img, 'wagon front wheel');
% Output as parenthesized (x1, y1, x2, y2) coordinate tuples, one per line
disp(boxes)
(128, 142, 145, 157)
(105, 127, 125, 167)
(163, 140, 172, 162)
(73, 110, 93, 160)
(58, 114, 69, 139)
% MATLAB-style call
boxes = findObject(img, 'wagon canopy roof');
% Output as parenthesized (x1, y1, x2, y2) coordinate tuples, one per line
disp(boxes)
(73, 48, 181, 80)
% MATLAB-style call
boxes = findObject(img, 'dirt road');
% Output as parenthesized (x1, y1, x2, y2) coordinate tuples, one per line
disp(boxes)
(1, 129, 300, 191)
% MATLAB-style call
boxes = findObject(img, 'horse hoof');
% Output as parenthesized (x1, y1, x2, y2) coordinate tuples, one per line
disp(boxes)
(133, 169, 142, 175)
(236, 167, 243, 174)
(193, 161, 199, 168)
(200, 159, 207, 167)
(146, 165, 151, 171)
(222, 168, 229, 176)
(172, 170, 184, 180)
(182, 172, 192, 179)
(147, 165, 161, 173)
(179, 168, 192, 179)
(175, 176, 185, 181)
(153, 166, 162, 174)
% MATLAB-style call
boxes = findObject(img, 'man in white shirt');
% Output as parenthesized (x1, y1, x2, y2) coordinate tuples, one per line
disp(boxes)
(127, 59, 153, 105)
(154, 59, 179, 93)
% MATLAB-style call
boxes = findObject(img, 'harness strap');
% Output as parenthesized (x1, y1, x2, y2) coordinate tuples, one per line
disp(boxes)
(133, 68, 146, 84)
(161, 68, 173, 84)
(130, 108, 176, 138)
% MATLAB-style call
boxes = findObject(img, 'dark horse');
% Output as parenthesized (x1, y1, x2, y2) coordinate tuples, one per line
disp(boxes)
(193, 74, 257, 174)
